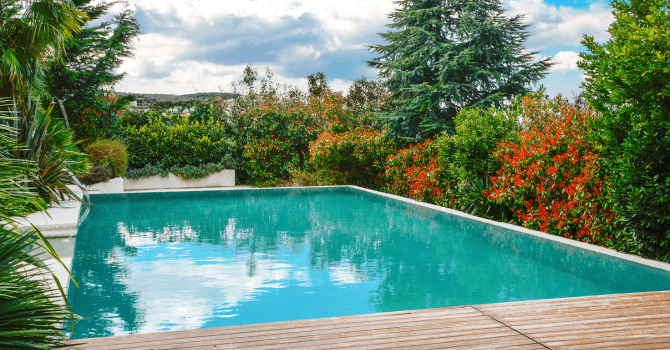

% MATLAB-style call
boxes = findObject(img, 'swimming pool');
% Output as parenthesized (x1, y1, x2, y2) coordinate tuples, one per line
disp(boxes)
(67, 186, 670, 339)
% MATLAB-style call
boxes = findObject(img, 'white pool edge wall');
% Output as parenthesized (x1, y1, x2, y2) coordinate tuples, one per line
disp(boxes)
(124, 169, 235, 191)
(345, 185, 670, 273)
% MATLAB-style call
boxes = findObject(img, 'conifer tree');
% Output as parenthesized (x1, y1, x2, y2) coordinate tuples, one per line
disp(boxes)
(368, 0, 554, 140)
(45, 0, 141, 117)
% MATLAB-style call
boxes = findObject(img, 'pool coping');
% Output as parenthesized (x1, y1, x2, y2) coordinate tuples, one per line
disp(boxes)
(346, 185, 670, 273)
(84, 184, 670, 273)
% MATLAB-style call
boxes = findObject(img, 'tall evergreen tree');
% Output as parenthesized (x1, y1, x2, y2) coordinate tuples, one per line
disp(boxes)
(368, 0, 554, 140)
(45, 0, 141, 118)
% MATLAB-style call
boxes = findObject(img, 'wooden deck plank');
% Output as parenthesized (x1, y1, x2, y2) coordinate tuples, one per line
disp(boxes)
(84, 317, 506, 350)
(64, 291, 670, 349)
(72, 307, 479, 345)
(70, 308, 487, 349)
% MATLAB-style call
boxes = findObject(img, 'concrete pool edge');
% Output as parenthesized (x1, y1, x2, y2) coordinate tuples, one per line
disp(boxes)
(348, 185, 670, 273)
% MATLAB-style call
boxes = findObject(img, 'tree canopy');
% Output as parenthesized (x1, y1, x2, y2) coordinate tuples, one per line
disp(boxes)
(45, 0, 141, 118)
(578, 0, 670, 259)
(0, 0, 84, 102)
(368, 0, 554, 141)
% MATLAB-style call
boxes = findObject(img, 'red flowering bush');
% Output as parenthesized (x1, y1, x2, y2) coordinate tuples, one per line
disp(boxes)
(309, 128, 395, 189)
(72, 93, 125, 142)
(384, 140, 446, 204)
(485, 94, 617, 245)
(232, 97, 324, 185)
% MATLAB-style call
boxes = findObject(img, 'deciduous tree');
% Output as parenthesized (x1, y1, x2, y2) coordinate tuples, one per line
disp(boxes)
(578, 0, 670, 260)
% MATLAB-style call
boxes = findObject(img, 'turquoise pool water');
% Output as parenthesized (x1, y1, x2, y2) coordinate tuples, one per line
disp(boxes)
(68, 187, 670, 339)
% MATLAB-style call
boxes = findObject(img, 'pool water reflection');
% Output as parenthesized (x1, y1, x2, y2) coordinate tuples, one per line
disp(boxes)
(67, 187, 670, 339)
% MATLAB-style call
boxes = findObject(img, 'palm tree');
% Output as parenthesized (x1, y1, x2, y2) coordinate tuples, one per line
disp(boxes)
(0, 0, 85, 102)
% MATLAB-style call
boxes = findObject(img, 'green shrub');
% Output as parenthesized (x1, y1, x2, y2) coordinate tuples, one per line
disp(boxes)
(189, 99, 225, 123)
(578, 0, 670, 260)
(397, 103, 522, 217)
(125, 164, 169, 179)
(253, 179, 286, 188)
(169, 162, 229, 180)
(232, 96, 324, 185)
(120, 109, 154, 128)
(86, 139, 128, 177)
(309, 128, 396, 189)
(289, 169, 334, 187)
(79, 165, 112, 185)
(125, 156, 236, 180)
(122, 116, 236, 169)
(0, 99, 78, 348)
(436, 105, 522, 182)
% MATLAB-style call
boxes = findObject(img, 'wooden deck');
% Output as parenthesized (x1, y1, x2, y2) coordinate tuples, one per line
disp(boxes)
(64, 290, 670, 350)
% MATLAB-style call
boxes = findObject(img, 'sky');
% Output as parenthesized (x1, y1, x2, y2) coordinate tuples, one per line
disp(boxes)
(108, 0, 615, 98)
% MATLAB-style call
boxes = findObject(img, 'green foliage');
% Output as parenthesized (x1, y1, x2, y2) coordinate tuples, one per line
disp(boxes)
(307, 72, 330, 97)
(120, 109, 150, 128)
(578, 0, 670, 260)
(368, 0, 553, 140)
(0, 0, 84, 101)
(124, 164, 168, 179)
(229, 71, 325, 185)
(421, 103, 522, 217)
(11, 103, 88, 203)
(45, 0, 141, 125)
(436, 104, 523, 182)
(126, 156, 236, 180)
(189, 99, 225, 123)
(288, 169, 334, 187)
(169, 162, 231, 180)
(309, 128, 396, 189)
(86, 139, 128, 177)
(0, 105, 44, 218)
(71, 93, 126, 142)
(253, 179, 286, 188)
(122, 115, 236, 169)
(0, 228, 74, 350)
(79, 165, 112, 186)
(0, 100, 77, 349)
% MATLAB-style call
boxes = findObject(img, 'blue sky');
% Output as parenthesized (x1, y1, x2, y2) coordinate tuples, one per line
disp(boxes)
(112, 0, 615, 98)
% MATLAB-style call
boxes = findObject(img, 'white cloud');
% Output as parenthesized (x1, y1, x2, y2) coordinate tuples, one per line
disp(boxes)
(548, 51, 582, 74)
(112, 0, 615, 97)
(503, 0, 613, 50)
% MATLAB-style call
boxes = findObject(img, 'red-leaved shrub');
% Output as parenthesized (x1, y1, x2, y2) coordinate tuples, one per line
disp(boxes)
(485, 95, 616, 245)
(384, 140, 446, 204)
